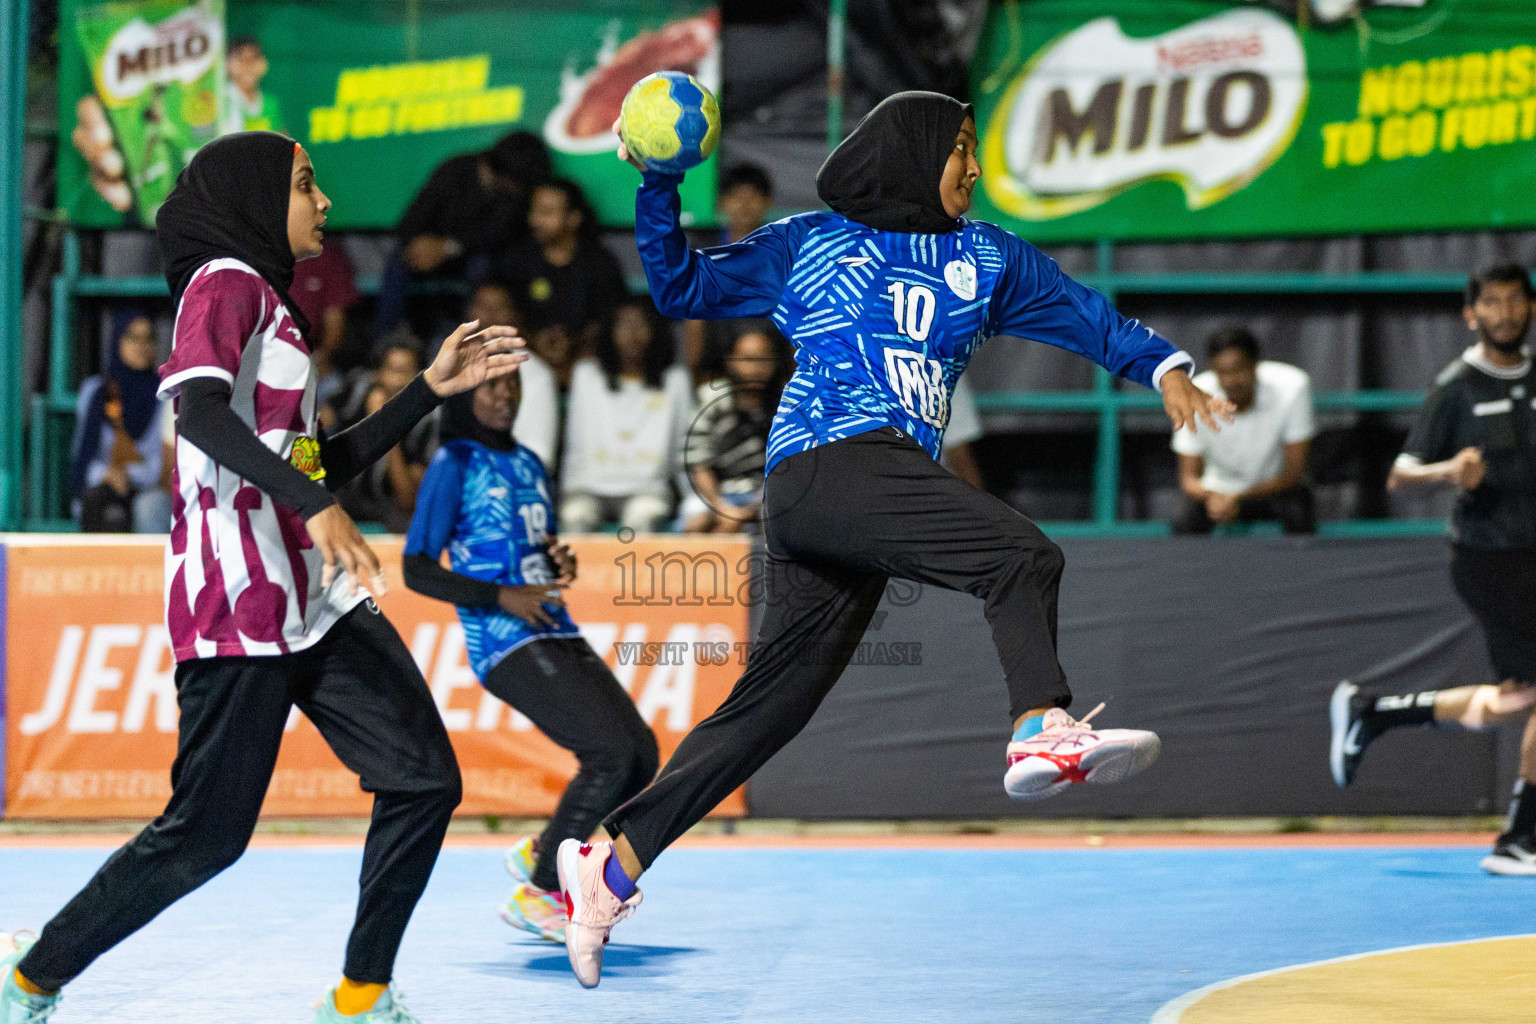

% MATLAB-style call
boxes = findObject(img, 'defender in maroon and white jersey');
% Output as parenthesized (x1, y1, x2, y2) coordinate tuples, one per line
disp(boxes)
(6, 132, 525, 1024)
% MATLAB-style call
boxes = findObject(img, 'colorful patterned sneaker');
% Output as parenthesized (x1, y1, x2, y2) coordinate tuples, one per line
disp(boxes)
(556, 839, 641, 989)
(1004, 703, 1161, 801)
(503, 837, 538, 885)
(311, 983, 420, 1023)
(0, 933, 60, 1024)
(1329, 680, 1381, 787)
(500, 883, 567, 942)
(1481, 840, 1536, 877)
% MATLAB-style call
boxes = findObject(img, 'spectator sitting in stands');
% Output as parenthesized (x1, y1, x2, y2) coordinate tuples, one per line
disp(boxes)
(499, 178, 626, 389)
(325, 331, 424, 430)
(333, 339, 436, 532)
(1172, 327, 1316, 534)
(680, 321, 789, 533)
(452, 281, 560, 469)
(374, 130, 551, 338)
(561, 295, 693, 533)
(685, 163, 774, 380)
(941, 372, 986, 491)
(72, 309, 172, 532)
(290, 236, 359, 413)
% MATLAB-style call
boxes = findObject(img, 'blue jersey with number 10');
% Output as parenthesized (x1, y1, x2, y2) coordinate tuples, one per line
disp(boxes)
(635, 173, 1192, 472)
(404, 439, 580, 679)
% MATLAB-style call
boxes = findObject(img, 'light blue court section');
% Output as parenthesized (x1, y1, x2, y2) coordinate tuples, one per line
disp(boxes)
(2, 845, 1534, 1023)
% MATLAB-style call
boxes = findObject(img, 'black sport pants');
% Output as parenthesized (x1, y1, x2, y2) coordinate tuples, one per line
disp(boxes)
(483, 638, 658, 891)
(605, 426, 1071, 868)
(18, 603, 461, 990)
(1451, 543, 1536, 684)
(1173, 485, 1316, 535)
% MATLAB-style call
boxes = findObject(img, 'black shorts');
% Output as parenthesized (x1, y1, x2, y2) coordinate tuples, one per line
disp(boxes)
(1452, 544, 1536, 683)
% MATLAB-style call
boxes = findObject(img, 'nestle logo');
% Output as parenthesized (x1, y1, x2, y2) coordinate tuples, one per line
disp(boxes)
(1156, 34, 1264, 74)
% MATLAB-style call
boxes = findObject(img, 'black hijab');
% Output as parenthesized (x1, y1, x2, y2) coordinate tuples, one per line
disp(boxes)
(156, 131, 312, 338)
(816, 91, 974, 235)
(439, 386, 518, 452)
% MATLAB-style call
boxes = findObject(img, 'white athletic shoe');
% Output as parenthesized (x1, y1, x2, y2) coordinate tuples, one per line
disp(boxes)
(1481, 841, 1536, 877)
(556, 839, 641, 989)
(1003, 704, 1161, 801)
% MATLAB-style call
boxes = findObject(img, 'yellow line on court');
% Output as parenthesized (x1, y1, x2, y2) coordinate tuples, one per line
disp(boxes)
(1152, 934, 1536, 1024)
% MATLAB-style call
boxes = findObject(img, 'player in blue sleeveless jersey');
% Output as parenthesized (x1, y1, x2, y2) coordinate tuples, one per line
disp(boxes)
(554, 91, 1234, 987)
(402, 370, 657, 944)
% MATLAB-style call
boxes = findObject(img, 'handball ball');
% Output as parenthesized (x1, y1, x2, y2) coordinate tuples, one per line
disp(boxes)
(619, 71, 720, 175)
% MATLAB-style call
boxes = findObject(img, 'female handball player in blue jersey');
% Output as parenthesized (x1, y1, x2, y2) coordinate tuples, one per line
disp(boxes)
(402, 370, 657, 944)
(555, 91, 1235, 988)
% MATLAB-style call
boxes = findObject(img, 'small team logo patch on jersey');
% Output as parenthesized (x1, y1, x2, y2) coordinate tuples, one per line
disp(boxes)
(289, 435, 326, 481)
(944, 259, 977, 301)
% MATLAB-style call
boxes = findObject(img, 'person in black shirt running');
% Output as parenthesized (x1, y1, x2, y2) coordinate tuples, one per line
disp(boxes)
(1330, 262, 1536, 876)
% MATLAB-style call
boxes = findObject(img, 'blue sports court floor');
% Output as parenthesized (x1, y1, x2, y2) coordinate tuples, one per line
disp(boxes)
(2, 840, 1533, 1022)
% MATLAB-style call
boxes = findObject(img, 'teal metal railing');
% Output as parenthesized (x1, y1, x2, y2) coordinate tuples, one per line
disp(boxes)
(32, 229, 1454, 536)
(1, 0, 30, 529)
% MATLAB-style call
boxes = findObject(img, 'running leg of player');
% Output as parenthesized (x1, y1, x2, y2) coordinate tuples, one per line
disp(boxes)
(486, 638, 658, 941)
(558, 549, 887, 988)
(557, 427, 1161, 987)
(1480, 713, 1536, 875)
(1330, 677, 1535, 785)
(1329, 676, 1536, 876)
(5, 653, 302, 1018)
(301, 604, 462, 1021)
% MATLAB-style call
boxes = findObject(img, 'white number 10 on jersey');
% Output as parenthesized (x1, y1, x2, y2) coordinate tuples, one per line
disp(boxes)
(886, 281, 936, 342)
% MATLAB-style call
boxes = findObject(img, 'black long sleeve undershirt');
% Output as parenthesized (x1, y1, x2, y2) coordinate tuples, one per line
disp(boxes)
(176, 373, 443, 520)
(401, 552, 502, 608)
(319, 374, 441, 485)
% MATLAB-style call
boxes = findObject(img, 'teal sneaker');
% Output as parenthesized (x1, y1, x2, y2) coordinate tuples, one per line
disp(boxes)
(311, 984, 420, 1023)
(0, 933, 60, 1024)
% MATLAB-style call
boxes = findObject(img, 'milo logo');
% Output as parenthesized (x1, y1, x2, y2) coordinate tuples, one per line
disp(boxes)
(289, 436, 326, 482)
(981, 9, 1307, 219)
(96, 5, 221, 107)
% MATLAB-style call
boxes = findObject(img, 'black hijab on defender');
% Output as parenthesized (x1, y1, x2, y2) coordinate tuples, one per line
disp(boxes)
(157, 130, 313, 338)
(816, 90, 974, 235)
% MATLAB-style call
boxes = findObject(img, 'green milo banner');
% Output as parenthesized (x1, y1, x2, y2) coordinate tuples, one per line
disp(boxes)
(59, 0, 719, 229)
(971, 0, 1536, 242)
(71, 0, 225, 224)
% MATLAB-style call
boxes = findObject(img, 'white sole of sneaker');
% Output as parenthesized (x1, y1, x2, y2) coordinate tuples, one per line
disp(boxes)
(1329, 680, 1357, 788)
(555, 839, 600, 988)
(1481, 854, 1536, 876)
(1004, 732, 1161, 802)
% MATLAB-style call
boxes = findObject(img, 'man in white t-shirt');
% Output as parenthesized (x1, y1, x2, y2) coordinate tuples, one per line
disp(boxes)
(1171, 327, 1316, 534)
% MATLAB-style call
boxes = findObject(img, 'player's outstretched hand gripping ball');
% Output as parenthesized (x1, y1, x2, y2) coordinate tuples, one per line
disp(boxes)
(618, 71, 720, 175)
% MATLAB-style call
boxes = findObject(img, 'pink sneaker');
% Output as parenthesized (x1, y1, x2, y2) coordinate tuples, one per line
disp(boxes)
(556, 839, 641, 988)
(1004, 703, 1160, 801)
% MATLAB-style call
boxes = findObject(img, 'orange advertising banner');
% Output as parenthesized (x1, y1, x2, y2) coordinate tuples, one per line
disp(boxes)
(2, 534, 751, 819)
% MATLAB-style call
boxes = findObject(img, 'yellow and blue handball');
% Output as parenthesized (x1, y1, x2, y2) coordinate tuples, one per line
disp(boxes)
(619, 71, 720, 175)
